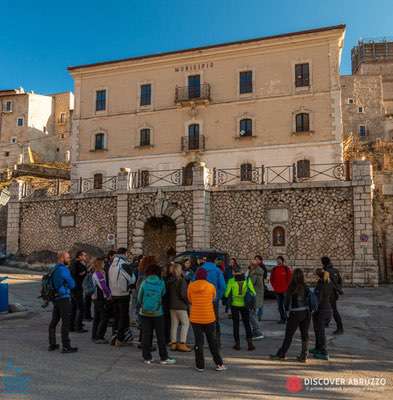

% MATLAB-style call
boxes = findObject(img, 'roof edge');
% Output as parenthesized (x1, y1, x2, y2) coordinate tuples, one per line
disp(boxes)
(68, 24, 346, 72)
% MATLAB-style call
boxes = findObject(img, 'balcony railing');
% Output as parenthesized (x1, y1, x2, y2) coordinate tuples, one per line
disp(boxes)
(181, 135, 205, 152)
(175, 84, 211, 104)
(131, 168, 183, 189)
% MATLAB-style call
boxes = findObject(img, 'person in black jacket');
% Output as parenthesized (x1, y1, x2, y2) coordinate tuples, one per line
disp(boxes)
(311, 268, 335, 360)
(321, 256, 344, 335)
(69, 250, 88, 333)
(270, 268, 312, 362)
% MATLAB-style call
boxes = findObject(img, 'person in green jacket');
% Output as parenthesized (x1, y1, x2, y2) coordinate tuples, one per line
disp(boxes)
(224, 266, 256, 351)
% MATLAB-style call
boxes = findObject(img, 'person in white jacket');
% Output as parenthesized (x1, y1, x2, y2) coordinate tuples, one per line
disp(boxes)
(108, 248, 136, 346)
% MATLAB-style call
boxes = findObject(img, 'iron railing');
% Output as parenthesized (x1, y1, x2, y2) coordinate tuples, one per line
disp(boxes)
(175, 84, 211, 103)
(181, 135, 205, 152)
(131, 169, 183, 189)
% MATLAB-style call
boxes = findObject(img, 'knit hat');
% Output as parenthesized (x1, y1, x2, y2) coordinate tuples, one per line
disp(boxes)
(196, 268, 208, 280)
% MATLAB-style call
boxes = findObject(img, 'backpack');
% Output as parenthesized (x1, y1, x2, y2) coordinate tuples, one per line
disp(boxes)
(244, 278, 256, 310)
(141, 280, 163, 316)
(83, 273, 95, 296)
(306, 288, 318, 313)
(39, 267, 58, 305)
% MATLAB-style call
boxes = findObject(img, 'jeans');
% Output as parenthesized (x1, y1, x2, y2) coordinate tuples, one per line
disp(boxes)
(141, 315, 168, 361)
(84, 293, 92, 319)
(170, 309, 190, 343)
(49, 298, 72, 348)
(112, 295, 130, 342)
(276, 293, 286, 322)
(70, 290, 84, 330)
(92, 300, 109, 340)
(278, 310, 310, 357)
(249, 308, 263, 337)
(191, 322, 223, 369)
(231, 306, 253, 342)
(331, 297, 343, 331)
(257, 306, 264, 321)
(313, 308, 332, 355)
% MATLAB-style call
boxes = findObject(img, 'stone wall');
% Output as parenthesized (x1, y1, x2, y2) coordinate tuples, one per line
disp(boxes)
(0, 205, 7, 252)
(18, 194, 116, 255)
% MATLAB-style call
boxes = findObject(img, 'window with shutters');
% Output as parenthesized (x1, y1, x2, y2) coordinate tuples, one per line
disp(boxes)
(95, 133, 106, 150)
(239, 71, 253, 94)
(295, 113, 310, 132)
(297, 159, 311, 179)
(95, 89, 106, 111)
(93, 173, 103, 190)
(140, 128, 151, 146)
(273, 226, 286, 246)
(140, 84, 152, 106)
(295, 63, 310, 87)
(239, 118, 252, 137)
(240, 163, 253, 181)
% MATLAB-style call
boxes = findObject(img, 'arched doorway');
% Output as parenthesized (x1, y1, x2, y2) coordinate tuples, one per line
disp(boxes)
(143, 216, 176, 265)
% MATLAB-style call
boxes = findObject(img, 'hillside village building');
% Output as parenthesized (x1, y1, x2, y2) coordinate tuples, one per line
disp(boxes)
(0, 89, 74, 171)
(68, 25, 346, 186)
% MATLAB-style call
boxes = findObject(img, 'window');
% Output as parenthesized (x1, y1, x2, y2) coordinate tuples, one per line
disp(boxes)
(93, 173, 103, 190)
(239, 118, 253, 137)
(3, 100, 12, 112)
(188, 75, 201, 98)
(183, 162, 195, 186)
(141, 170, 150, 187)
(10, 137, 17, 144)
(17, 117, 24, 127)
(95, 89, 106, 111)
(188, 123, 200, 150)
(140, 128, 151, 146)
(297, 159, 311, 179)
(240, 163, 253, 181)
(295, 113, 310, 132)
(239, 71, 253, 94)
(359, 125, 367, 138)
(4, 151, 9, 157)
(59, 112, 66, 123)
(347, 98, 354, 104)
(140, 84, 152, 106)
(358, 106, 364, 113)
(273, 226, 286, 246)
(295, 63, 310, 87)
(95, 133, 105, 150)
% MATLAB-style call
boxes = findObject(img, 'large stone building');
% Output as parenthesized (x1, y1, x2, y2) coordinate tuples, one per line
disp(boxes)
(0, 88, 74, 171)
(341, 39, 393, 143)
(68, 25, 345, 184)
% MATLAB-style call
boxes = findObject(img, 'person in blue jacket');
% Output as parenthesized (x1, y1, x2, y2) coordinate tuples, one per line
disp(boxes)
(48, 251, 78, 353)
(195, 254, 226, 347)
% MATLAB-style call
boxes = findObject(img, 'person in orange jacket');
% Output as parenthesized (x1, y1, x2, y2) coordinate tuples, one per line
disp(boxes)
(187, 268, 226, 372)
(270, 256, 292, 324)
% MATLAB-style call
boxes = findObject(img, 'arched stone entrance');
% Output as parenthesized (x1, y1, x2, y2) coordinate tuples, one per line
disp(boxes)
(131, 191, 187, 257)
(143, 216, 176, 265)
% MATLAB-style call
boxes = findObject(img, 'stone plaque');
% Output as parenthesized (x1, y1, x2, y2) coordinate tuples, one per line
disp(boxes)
(268, 208, 289, 223)
(60, 214, 75, 228)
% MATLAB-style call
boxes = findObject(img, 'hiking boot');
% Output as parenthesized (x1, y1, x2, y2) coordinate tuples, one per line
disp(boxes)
(247, 339, 255, 351)
(313, 352, 329, 361)
(270, 354, 287, 361)
(48, 344, 60, 351)
(160, 358, 176, 365)
(170, 342, 177, 351)
(333, 329, 344, 335)
(176, 343, 192, 352)
(233, 342, 241, 351)
(62, 346, 78, 354)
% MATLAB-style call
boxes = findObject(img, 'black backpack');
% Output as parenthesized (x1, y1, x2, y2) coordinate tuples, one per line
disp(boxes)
(39, 268, 58, 306)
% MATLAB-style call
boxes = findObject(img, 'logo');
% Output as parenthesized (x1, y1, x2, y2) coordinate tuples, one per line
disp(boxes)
(286, 376, 304, 393)
(0, 353, 31, 399)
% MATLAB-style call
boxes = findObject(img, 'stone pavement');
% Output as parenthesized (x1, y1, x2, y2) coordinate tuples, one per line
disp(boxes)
(0, 266, 392, 400)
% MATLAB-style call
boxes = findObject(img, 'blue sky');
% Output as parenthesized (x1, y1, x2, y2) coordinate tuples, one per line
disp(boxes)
(0, 0, 392, 94)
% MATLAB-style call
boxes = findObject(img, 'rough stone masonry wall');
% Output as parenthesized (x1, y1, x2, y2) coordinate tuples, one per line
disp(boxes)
(18, 194, 116, 255)
(210, 185, 354, 281)
(0, 205, 7, 251)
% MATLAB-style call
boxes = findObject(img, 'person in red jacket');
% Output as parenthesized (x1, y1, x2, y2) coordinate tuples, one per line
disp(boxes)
(270, 256, 292, 324)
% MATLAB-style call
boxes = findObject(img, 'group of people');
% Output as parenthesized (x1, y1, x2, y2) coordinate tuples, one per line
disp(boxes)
(47, 249, 344, 370)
